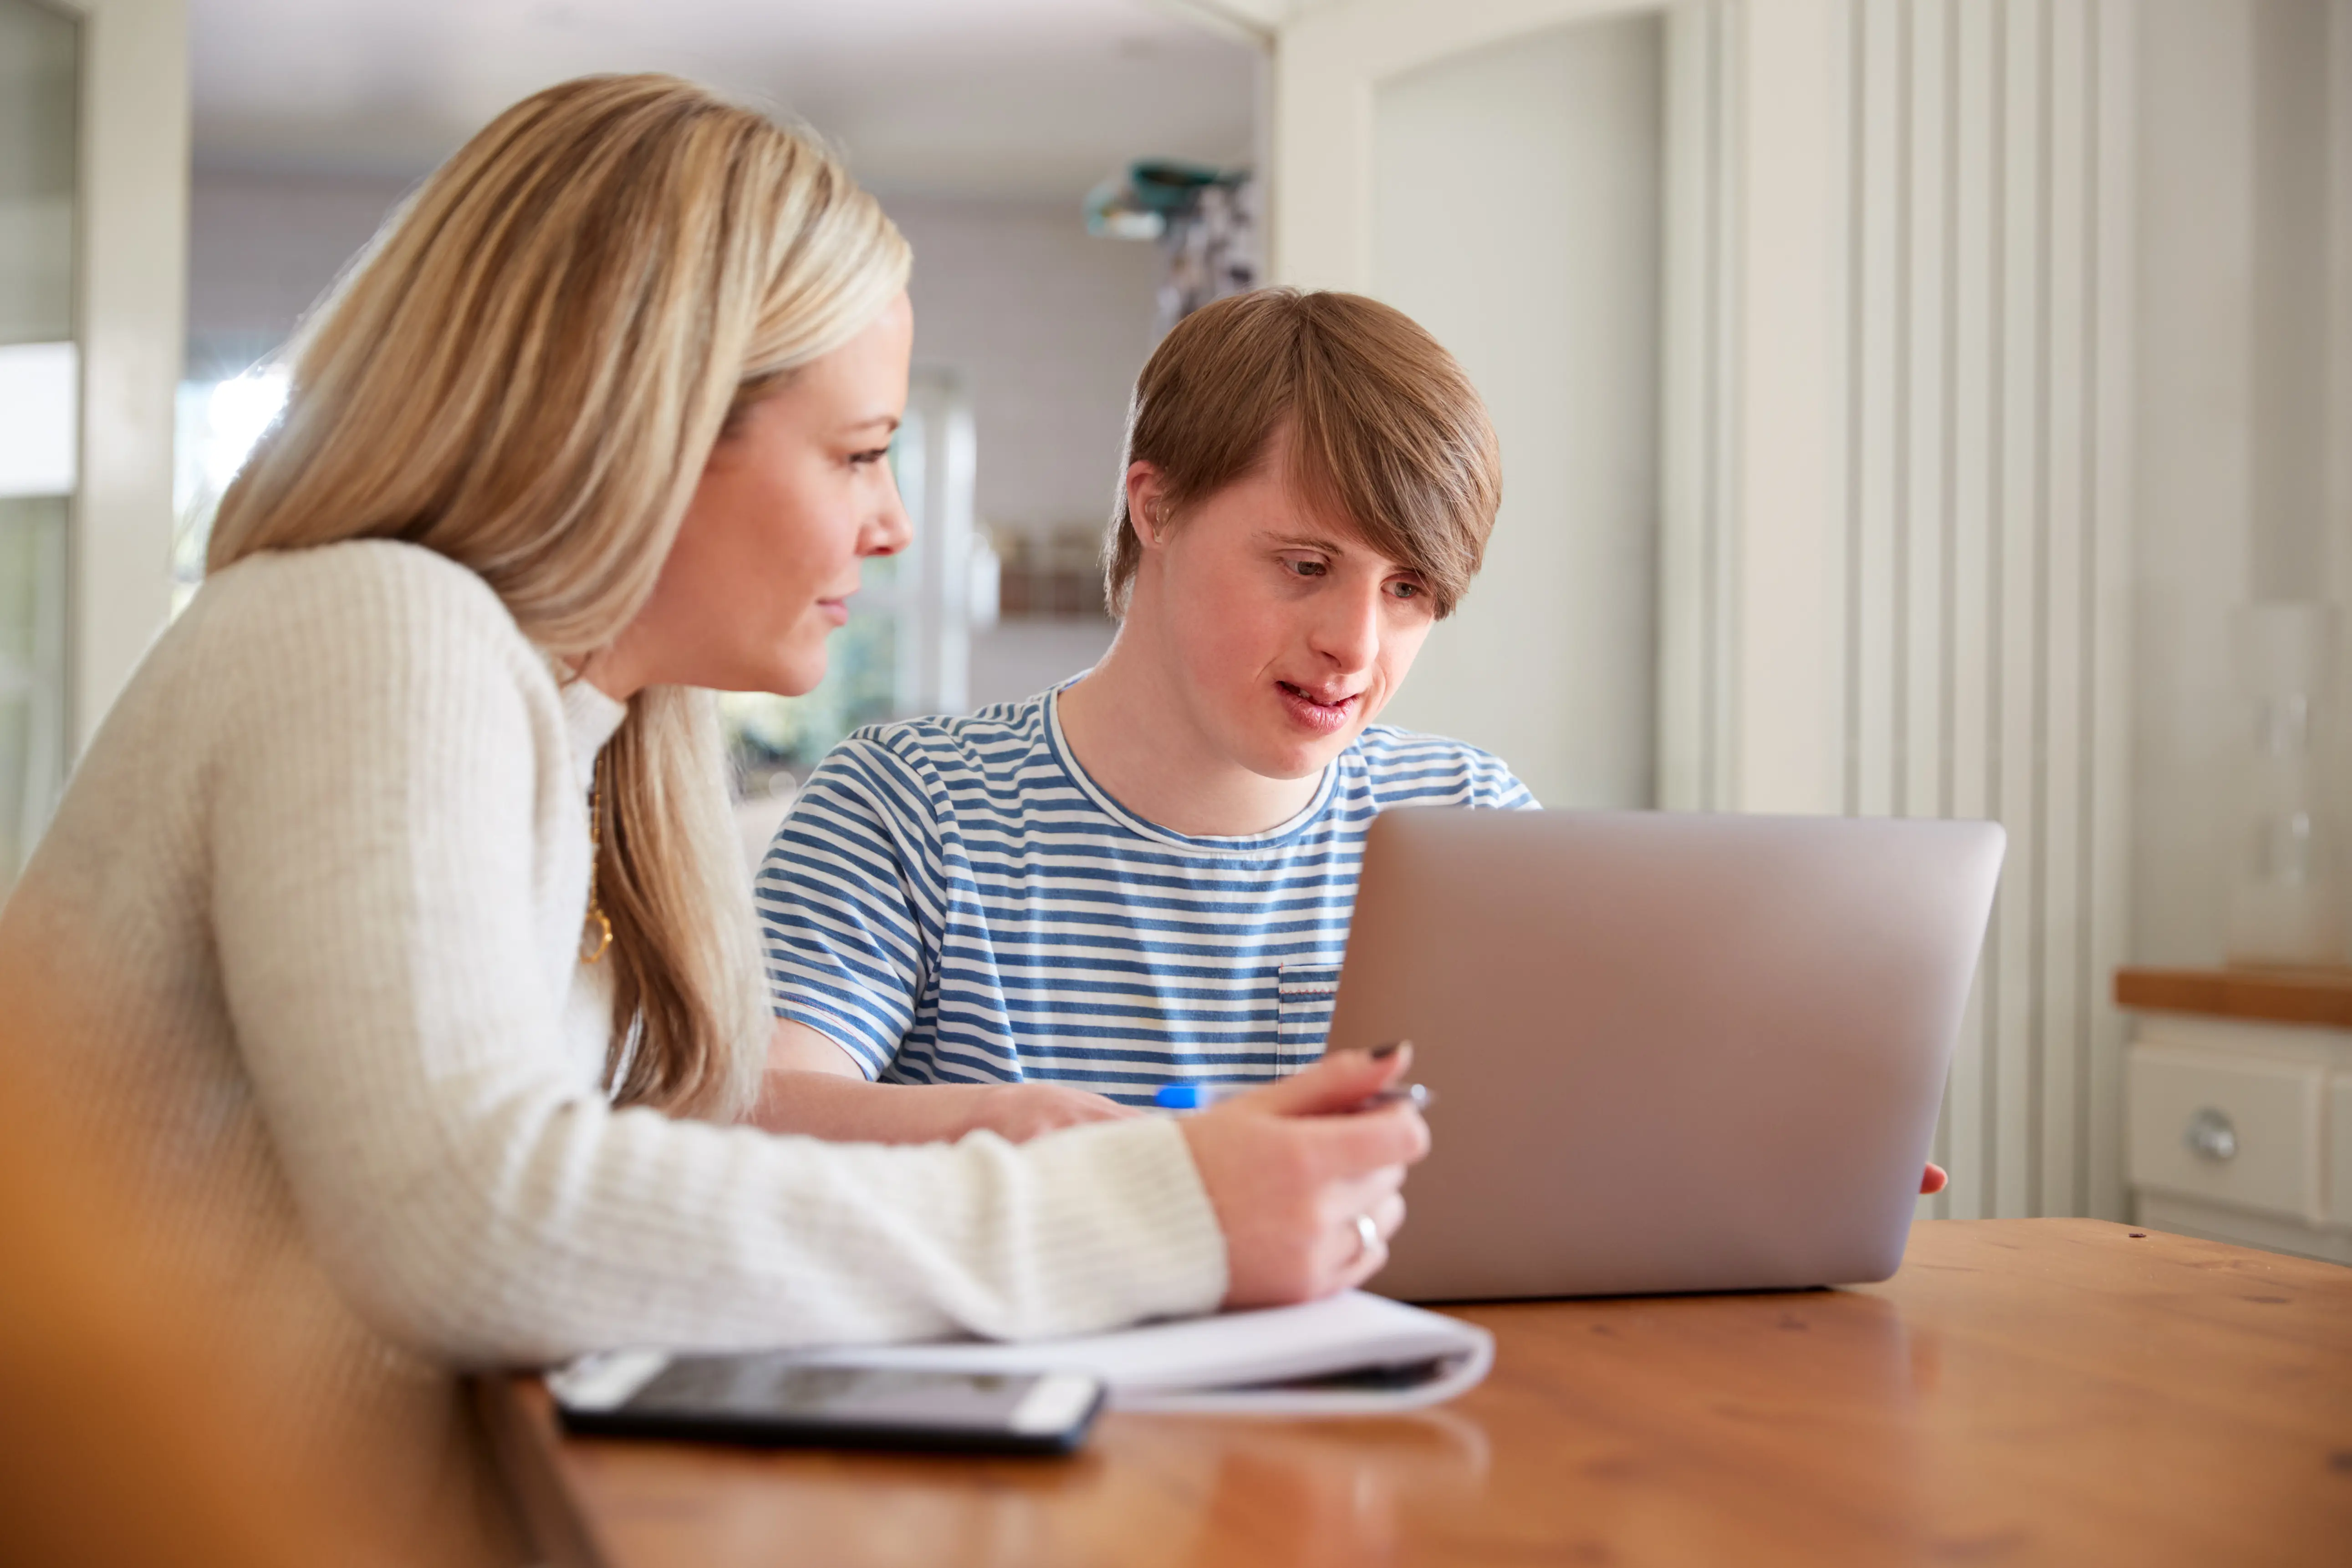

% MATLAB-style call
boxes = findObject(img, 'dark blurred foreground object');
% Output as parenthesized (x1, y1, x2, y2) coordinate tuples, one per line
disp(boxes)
(0, 1047, 430, 1568)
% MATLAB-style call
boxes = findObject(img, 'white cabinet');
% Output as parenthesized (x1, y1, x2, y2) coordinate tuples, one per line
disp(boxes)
(2123, 1013, 2352, 1264)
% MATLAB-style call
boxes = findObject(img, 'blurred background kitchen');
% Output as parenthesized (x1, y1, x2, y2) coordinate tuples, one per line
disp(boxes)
(4, 0, 2350, 1243)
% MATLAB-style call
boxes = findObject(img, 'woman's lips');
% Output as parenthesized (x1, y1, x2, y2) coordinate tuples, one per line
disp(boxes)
(1276, 680, 1358, 736)
(816, 598, 850, 626)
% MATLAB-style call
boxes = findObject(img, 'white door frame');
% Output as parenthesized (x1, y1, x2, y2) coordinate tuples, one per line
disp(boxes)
(51, 0, 187, 752)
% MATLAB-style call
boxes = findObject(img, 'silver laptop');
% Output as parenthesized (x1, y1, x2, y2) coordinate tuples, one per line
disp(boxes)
(1330, 808, 2004, 1302)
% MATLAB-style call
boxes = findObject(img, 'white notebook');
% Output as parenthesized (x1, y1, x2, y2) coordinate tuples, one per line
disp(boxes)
(784, 1291, 1493, 1415)
(556, 1292, 1493, 1418)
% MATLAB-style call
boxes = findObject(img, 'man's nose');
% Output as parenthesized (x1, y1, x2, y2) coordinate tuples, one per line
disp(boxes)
(1311, 583, 1383, 671)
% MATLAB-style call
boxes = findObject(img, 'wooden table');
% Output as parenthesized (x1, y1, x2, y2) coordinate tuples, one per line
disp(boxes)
(483, 1220, 2352, 1567)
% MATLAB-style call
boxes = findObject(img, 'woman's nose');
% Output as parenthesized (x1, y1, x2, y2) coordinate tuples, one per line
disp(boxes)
(866, 471, 914, 557)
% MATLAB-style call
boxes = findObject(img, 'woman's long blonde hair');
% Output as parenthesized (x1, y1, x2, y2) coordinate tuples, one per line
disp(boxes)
(207, 75, 910, 1121)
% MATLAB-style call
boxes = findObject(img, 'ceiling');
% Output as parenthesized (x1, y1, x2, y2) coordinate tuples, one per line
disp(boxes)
(192, 0, 1264, 201)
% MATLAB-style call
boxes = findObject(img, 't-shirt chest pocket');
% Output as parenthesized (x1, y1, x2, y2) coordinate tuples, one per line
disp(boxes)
(1276, 963, 1342, 1067)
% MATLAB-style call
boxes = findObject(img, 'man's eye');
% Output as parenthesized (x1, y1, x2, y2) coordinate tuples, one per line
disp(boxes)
(1388, 580, 1424, 600)
(1286, 558, 1327, 578)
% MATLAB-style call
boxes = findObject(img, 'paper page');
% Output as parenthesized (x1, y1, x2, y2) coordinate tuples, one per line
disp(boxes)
(784, 1291, 1495, 1415)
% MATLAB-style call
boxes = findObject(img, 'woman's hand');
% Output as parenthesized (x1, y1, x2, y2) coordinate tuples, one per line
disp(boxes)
(1178, 1046, 1431, 1310)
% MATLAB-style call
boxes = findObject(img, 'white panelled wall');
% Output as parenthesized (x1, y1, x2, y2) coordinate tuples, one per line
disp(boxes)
(1665, 0, 2138, 1221)
(1831, 0, 2135, 1221)
(1275, 0, 2138, 1221)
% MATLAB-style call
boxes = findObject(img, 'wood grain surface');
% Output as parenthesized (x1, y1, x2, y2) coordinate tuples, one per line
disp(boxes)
(2116, 965, 2352, 1028)
(484, 1220, 2352, 1568)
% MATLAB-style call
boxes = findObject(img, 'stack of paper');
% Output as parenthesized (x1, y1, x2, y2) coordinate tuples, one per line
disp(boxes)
(787, 1290, 1494, 1415)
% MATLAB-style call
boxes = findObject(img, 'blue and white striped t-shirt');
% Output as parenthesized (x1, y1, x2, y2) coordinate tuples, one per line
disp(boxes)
(755, 686, 1536, 1105)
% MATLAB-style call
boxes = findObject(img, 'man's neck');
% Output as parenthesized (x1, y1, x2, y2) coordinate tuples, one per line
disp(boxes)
(1056, 632, 1325, 839)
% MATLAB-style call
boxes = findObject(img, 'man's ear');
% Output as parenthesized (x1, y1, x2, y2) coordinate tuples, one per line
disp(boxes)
(1125, 462, 1168, 548)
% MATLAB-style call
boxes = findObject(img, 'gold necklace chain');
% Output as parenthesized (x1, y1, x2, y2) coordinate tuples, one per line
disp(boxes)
(581, 758, 614, 965)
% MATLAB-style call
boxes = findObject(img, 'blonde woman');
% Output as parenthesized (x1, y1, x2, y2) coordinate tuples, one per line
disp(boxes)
(0, 77, 1425, 1562)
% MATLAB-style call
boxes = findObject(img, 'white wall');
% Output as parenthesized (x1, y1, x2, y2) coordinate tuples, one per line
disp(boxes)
(1367, 14, 1663, 809)
(186, 178, 1163, 550)
(883, 196, 1161, 542)
(186, 167, 413, 370)
(2132, 0, 2350, 968)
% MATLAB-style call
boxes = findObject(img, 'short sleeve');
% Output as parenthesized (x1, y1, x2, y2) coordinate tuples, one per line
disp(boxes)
(1461, 748, 1539, 811)
(755, 737, 945, 1078)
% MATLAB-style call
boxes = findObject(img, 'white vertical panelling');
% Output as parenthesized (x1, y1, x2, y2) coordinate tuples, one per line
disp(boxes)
(1942, 0, 1996, 1219)
(2038, 0, 2086, 1218)
(1658, 0, 2130, 1217)
(2086, 0, 2133, 1223)
(1818, 0, 2133, 1219)
(1658, 0, 1739, 811)
(1903, 0, 1950, 832)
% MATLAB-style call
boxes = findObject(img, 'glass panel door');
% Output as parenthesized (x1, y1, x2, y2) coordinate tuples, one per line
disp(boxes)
(0, 0, 79, 888)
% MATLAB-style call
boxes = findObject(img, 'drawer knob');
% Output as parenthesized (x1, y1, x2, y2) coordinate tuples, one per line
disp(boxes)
(2184, 1107, 2238, 1162)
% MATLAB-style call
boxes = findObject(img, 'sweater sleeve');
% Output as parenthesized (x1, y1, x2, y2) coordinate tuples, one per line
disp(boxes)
(200, 545, 1226, 1366)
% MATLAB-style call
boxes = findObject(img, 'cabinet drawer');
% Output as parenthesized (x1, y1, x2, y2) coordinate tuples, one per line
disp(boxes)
(2126, 1047, 2323, 1220)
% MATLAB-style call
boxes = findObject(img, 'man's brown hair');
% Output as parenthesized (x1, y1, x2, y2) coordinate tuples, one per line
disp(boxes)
(1102, 287, 1501, 618)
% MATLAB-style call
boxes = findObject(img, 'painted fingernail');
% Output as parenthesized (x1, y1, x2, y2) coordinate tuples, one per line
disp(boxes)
(1368, 1038, 1409, 1061)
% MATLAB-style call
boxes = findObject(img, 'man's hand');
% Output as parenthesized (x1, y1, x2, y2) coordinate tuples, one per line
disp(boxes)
(751, 1018, 1138, 1144)
(958, 1083, 1140, 1143)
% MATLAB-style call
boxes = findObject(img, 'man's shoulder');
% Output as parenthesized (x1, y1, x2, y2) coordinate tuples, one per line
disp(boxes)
(1347, 724, 1536, 808)
(797, 691, 1064, 814)
(836, 692, 1053, 772)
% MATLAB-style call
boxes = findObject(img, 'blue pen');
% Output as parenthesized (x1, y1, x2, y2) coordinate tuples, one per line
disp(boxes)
(1152, 1080, 1434, 1113)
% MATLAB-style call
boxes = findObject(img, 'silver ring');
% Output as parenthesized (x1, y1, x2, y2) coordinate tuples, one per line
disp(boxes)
(1353, 1212, 1381, 1260)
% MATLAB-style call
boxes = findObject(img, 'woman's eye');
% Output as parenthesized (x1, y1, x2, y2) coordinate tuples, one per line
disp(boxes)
(848, 448, 891, 468)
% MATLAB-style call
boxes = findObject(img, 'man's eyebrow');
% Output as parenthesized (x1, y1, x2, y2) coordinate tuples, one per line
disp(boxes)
(1258, 529, 1420, 572)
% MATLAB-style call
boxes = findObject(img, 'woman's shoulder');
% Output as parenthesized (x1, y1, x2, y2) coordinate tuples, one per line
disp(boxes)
(184, 541, 553, 688)
(194, 539, 522, 643)
(1348, 724, 1538, 809)
(167, 541, 559, 739)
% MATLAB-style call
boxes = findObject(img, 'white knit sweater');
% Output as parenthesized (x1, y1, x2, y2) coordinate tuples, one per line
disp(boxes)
(0, 541, 1226, 1554)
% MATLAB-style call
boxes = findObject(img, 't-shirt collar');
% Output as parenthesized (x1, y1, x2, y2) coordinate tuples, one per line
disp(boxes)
(1043, 684, 1339, 854)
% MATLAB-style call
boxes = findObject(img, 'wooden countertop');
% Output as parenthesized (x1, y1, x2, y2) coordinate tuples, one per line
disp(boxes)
(2115, 964, 2352, 1027)
(481, 1220, 2352, 1568)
